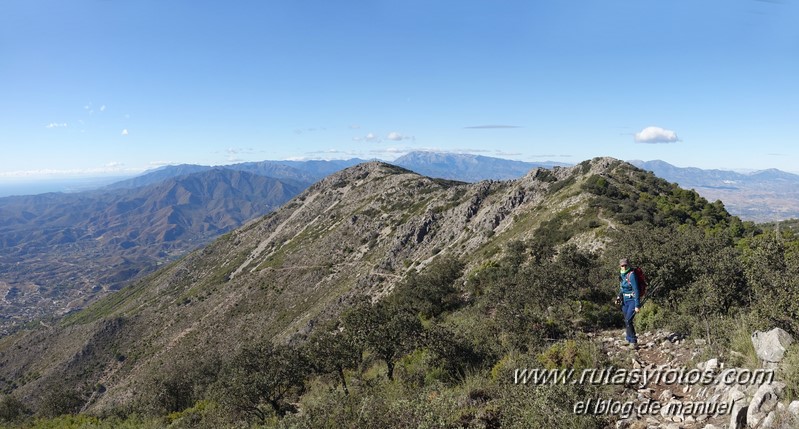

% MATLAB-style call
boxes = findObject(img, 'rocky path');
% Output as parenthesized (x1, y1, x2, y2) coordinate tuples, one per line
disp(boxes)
(589, 329, 799, 429)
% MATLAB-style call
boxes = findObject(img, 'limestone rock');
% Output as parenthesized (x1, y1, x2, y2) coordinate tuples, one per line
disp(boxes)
(751, 328, 794, 363)
(746, 381, 785, 428)
(615, 418, 632, 429)
(727, 387, 749, 429)
(760, 409, 782, 429)
(729, 403, 748, 429)
(789, 400, 799, 416)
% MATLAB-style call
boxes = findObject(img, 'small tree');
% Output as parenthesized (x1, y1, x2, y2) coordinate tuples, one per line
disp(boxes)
(0, 395, 30, 422)
(215, 342, 306, 422)
(137, 353, 222, 415)
(38, 385, 84, 418)
(305, 328, 360, 395)
(343, 301, 422, 381)
(371, 305, 423, 381)
(390, 256, 464, 318)
(423, 324, 484, 380)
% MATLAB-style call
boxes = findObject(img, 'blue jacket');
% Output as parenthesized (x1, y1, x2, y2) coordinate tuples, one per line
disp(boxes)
(619, 268, 640, 308)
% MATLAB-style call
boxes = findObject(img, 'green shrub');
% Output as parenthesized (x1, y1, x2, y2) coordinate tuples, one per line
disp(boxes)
(536, 339, 604, 371)
(494, 381, 610, 429)
(37, 386, 84, 418)
(728, 316, 761, 370)
(780, 344, 799, 401)
(575, 301, 621, 331)
(635, 300, 666, 333)
(0, 395, 29, 422)
(395, 349, 446, 390)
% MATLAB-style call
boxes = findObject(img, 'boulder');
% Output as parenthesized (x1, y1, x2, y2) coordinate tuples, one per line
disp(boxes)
(789, 400, 799, 417)
(729, 404, 747, 429)
(726, 387, 749, 429)
(746, 381, 785, 428)
(704, 358, 719, 373)
(751, 328, 794, 363)
(724, 386, 746, 405)
(760, 410, 777, 428)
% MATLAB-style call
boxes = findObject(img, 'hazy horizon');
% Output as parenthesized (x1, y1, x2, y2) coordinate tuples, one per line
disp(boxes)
(3, 154, 799, 199)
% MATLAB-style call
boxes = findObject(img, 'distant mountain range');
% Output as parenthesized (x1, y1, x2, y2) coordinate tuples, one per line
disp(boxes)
(0, 169, 305, 333)
(0, 157, 749, 420)
(101, 153, 566, 190)
(2, 152, 797, 334)
(392, 151, 569, 181)
(104, 159, 364, 191)
(629, 160, 799, 222)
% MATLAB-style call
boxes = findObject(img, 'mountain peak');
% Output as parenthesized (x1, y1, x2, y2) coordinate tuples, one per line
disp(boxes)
(392, 151, 570, 182)
(1, 155, 749, 416)
(313, 161, 416, 188)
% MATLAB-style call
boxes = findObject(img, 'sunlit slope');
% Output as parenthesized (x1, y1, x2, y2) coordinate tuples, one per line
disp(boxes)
(0, 157, 741, 412)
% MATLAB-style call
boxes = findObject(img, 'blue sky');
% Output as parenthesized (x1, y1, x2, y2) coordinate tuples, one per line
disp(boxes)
(1, 0, 798, 181)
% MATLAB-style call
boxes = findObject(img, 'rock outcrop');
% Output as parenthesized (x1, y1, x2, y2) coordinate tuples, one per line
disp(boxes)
(597, 328, 797, 429)
(752, 328, 794, 366)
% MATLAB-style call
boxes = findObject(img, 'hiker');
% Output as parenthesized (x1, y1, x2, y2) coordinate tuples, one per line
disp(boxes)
(617, 258, 640, 348)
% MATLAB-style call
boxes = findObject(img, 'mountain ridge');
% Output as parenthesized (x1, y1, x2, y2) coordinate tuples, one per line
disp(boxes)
(0, 169, 303, 333)
(0, 156, 743, 415)
(630, 159, 799, 221)
(392, 151, 569, 181)
(3, 153, 795, 334)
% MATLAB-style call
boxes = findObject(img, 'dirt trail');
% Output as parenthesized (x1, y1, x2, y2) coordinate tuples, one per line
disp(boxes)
(592, 329, 739, 429)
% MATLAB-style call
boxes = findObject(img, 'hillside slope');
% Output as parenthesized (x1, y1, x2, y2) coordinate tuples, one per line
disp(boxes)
(0, 169, 303, 333)
(631, 159, 799, 221)
(0, 157, 742, 417)
(393, 151, 569, 181)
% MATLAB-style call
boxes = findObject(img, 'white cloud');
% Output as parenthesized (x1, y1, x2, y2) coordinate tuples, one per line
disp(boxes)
(494, 150, 522, 156)
(121, 129, 129, 136)
(225, 147, 259, 155)
(286, 149, 364, 161)
(100, 105, 107, 112)
(45, 123, 68, 128)
(354, 132, 382, 143)
(387, 131, 415, 142)
(149, 161, 173, 167)
(355, 131, 416, 143)
(634, 126, 679, 143)
(383, 147, 409, 154)
(368, 147, 447, 158)
(105, 162, 124, 168)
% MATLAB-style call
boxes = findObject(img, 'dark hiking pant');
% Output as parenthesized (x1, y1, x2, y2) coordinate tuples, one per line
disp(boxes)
(623, 300, 638, 344)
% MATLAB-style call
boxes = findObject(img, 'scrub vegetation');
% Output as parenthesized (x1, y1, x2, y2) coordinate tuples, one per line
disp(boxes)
(2, 159, 797, 428)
